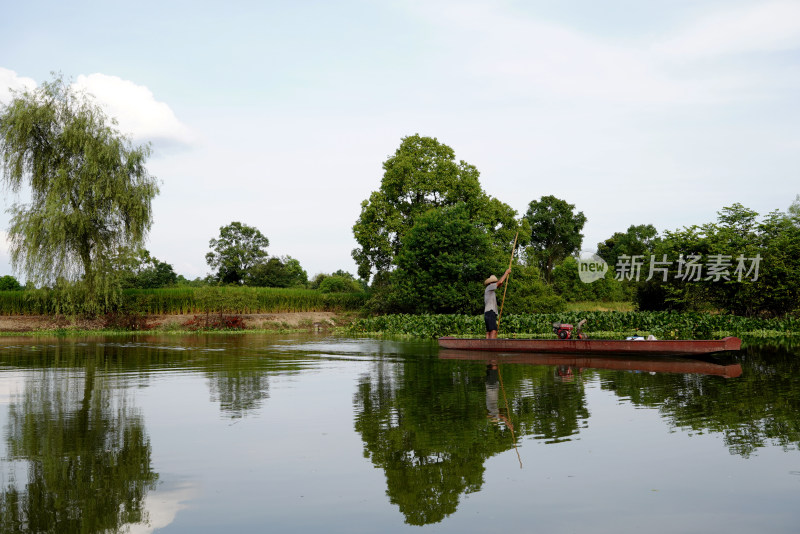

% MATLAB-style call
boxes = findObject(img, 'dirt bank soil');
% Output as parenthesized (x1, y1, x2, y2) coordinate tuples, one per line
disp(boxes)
(0, 312, 342, 333)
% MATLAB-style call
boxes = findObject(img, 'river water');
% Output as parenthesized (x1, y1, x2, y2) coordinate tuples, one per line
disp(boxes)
(0, 334, 798, 533)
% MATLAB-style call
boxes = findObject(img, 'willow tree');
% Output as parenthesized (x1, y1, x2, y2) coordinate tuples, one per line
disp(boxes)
(0, 75, 158, 310)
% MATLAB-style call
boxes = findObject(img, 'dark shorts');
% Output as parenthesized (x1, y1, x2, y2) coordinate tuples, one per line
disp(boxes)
(484, 310, 498, 332)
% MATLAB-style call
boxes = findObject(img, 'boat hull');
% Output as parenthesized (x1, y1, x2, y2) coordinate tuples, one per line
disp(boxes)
(437, 336, 742, 356)
(438, 350, 742, 378)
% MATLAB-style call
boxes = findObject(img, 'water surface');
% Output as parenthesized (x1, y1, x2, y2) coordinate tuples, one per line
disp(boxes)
(0, 334, 798, 533)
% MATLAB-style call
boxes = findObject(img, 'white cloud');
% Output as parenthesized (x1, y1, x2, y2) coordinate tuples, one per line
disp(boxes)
(73, 73, 195, 148)
(0, 67, 36, 105)
(654, 1, 800, 59)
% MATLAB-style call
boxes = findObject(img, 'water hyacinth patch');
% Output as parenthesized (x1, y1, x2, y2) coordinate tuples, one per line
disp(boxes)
(347, 311, 800, 340)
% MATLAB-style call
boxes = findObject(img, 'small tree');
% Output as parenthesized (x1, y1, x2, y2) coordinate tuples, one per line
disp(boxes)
(0, 74, 159, 311)
(524, 195, 586, 282)
(120, 249, 178, 289)
(0, 275, 22, 291)
(246, 256, 308, 288)
(596, 224, 659, 271)
(318, 275, 363, 293)
(206, 222, 269, 284)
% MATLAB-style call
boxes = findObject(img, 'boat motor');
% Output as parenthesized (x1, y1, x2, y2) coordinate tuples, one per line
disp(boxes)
(552, 319, 588, 340)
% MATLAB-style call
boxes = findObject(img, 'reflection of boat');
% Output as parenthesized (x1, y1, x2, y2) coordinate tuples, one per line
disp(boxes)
(437, 336, 741, 356)
(439, 350, 743, 378)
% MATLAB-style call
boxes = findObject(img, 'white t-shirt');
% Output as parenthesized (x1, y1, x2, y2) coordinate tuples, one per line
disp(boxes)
(484, 282, 498, 313)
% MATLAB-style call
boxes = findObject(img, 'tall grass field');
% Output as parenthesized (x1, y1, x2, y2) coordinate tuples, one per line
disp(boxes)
(0, 287, 369, 316)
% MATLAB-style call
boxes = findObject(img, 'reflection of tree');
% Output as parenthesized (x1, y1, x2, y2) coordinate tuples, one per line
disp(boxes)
(207, 368, 269, 419)
(203, 336, 271, 419)
(599, 346, 800, 457)
(0, 355, 157, 532)
(353, 358, 590, 525)
(511, 367, 589, 444)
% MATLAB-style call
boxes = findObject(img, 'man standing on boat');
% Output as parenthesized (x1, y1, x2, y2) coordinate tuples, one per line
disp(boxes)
(484, 268, 512, 339)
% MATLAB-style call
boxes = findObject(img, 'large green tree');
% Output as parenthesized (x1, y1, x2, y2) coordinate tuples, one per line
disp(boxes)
(352, 134, 523, 283)
(0, 274, 22, 291)
(524, 195, 586, 282)
(205, 222, 269, 284)
(0, 75, 159, 306)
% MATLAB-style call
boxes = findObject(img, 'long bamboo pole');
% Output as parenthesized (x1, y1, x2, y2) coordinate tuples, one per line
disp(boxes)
(496, 230, 522, 468)
(498, 230, 519, 326)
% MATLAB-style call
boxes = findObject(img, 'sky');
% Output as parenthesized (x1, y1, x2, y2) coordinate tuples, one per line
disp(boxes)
(1, 0, 798, 282)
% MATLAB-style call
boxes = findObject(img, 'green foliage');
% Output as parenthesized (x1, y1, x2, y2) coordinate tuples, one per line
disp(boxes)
(351, 134, 525, 282)
(245, 255, 308, 288)
(0, 74, 159, 312)
(524, 195, 586, 282)
(318, 274, 363, 293)
(206, 222, 269, 284)
(0, 275, 22, 291)
(788, 194, 800, 225)
(596, 223, 659, 272)
(500, 263, 565, 314)
(119, 249, 178, 289)
(636, 203, 800, 316)
(551, 256, 633, 302)
(388, 203, 502, 314)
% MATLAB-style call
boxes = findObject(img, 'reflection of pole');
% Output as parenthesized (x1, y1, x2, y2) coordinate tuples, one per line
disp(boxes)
(498, 230, 519, 330)
(497, 365, 523, 469)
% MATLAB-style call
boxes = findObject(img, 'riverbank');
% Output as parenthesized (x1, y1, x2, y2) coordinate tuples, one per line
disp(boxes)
(0, 311, 352, 334)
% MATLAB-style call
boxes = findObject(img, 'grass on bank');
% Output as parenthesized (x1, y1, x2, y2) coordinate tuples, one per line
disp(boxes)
(564, 301, 635, 312)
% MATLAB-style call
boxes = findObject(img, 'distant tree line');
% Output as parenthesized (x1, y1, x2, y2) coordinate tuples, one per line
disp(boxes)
(1, 76, 797, 319)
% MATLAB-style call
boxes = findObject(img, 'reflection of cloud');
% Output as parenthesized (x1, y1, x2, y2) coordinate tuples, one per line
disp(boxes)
(0, 372, 22, 404)
(124, 480, 197, 534)
(73, 73, 195, 148)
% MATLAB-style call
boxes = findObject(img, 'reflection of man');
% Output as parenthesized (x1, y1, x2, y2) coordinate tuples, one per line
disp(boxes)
(485, 361, 514, 430)
(484, 269, 511, 339)
(486, 362, 500, 421)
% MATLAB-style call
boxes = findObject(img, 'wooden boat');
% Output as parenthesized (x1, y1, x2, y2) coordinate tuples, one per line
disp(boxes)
(438, 350, 743, 378)
(437, 336, 741, 356)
